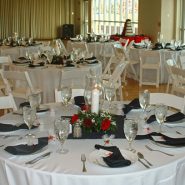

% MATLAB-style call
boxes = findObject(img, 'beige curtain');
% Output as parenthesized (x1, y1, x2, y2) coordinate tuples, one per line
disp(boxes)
(0, 0, 75, 39)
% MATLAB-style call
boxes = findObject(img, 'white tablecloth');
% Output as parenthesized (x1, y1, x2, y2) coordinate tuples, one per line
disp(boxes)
(129, 48, 185, 83)
(0, 103, 185, 185)
(8, 63, 102, 103)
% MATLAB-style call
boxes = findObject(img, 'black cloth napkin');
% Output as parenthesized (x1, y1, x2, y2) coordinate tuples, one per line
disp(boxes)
(64, 63, 75, 67)
(29, 62, 44, 68)
(94, 144, 131, 168)
(86, 60, 99, 64)
(85, 56, 96, 60)
(0, 123, 38, 132)
(147, 112, 185, 124)
(74, 96, 85, 108)
(13, 60, 30, 64)
(19, 102, 30, 108)
(18, 57, 27, 60)
(4, 137, 48, 155)
(148, 132, 185, 146)
(122, 98, 140, 114)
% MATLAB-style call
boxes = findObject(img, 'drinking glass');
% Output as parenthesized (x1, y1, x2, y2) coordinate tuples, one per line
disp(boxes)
(54, 118, 70, 154)
(155, 104, 168, 133)
(23, 106, 36, 145)
(139, 90, 150, 126)
(124, 119, 138, 151)
(104, 83, 115, 112)
(28, 92, 41, 110)
(60, 86, 72, 107)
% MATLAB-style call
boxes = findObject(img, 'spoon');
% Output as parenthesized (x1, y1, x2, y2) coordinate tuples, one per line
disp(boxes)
(137, 152, 153, 166)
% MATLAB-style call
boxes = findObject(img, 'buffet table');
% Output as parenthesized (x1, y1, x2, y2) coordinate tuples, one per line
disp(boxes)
(0, 102, 185, 185)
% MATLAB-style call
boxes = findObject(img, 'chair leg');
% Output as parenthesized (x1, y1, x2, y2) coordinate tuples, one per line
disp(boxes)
(130, 64, 138, 80)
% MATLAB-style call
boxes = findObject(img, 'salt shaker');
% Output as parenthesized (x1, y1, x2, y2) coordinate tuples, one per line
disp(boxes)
(73, 122, 82, 138)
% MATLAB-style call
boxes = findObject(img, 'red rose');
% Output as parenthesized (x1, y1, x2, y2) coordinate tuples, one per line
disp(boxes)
(71, 114, 79, 124)
(81, 105, 90, 111)
(101, 119, 111, 131)
(83, 118, 93, 128)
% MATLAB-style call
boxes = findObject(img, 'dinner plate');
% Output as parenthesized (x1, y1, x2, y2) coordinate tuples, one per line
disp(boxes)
(88, 149, 137, 167)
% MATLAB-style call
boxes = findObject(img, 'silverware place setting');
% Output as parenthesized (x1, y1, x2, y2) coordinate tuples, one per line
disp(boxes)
(81, 153, 87, 172)
(137, 152, 153, 166)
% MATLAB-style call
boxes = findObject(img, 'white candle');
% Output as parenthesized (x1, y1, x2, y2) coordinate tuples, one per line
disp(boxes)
(91, 88, 100, 114)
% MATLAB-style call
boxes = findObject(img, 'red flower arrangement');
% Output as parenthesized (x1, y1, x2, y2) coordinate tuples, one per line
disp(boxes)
(71, 110, 116, 133)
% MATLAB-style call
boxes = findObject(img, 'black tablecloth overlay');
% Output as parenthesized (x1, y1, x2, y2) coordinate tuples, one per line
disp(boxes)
(4, 137, 48, 155)
(0, 123, 38, 132)
(94, 144, 131, 168)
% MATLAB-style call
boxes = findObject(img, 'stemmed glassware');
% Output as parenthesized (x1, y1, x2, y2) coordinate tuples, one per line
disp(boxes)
(54, 117, 70, 154)
(139, 90, 150, 127)
(104, 82, 115, 112)
(124, 119, 138, 152)
(155, 104, 168, 133)
(23, 106, 37, 145)
(28, 92, 41, 111)
(60, 86, 72, 109)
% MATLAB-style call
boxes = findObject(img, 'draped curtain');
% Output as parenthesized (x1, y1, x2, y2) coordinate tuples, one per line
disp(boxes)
(0, 0, 74, 39)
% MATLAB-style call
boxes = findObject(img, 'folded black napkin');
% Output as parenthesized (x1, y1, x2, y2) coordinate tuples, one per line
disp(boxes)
(13, 60, 30, 64)
(148, 132, 185, 146)
(147, 112, 185, 124)
(74, 96, 85, 108)
(85, 56, 96, 60)
(4, 137, 48, 155)
(29, 62, 44, 68)
(0, 123, 38, 132)
(19, 102, 30, 108)
(86, 60, 99, 64)
(122, 98, 140, 114)
(64, 63, 75, 67)
(94, 144, 131, 168)
(18, 57, 27, 60)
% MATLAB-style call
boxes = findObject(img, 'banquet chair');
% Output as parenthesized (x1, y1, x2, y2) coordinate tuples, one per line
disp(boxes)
(149, 93, 185, 112)
(102, 59, 128, 100)
(119, 38, 129, 51)
(178, 55, 185, 69)
(139, 50, 161, 87)
(0, 69, 39, 100)
(56, 39, 68, 56)
(70, 41, 89, 54)
(169, 66, 185, 96)
(112, 43, 138, 80)
(0, 93, 18, 112)
(0, 56, 12, 94)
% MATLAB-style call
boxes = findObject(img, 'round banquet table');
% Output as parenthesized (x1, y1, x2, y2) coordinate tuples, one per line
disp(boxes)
(0, 102, 185, 185)
(7, 62, 102, 103)
(128, 47, 185, 84)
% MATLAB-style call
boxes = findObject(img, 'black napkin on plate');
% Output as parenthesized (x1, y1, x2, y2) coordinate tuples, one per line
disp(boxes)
(85, 56, 96, 60)
(18, 57, 27, 60)
(94, 144, 131, 168)
(74, 96, 85, 108)
(4, 137, 48, 155)
(86, 60, 99, 64)
(122, 98, 140, 114)
(65, 63, 75, 67)
(147, 112, 185, 124)
(148, 132, 185, 146)
(0, 123, 38, 132)
(19, 102, 30, 108)
(29, 62, 44, 68)
(13, 60, 30, 64)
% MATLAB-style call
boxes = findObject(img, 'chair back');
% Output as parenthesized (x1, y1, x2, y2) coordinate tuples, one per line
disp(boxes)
(0, 93, 17, 111)
(150, 93, 185, 112)
(119, 38, 129, 51)
(71, 42, 89, 53)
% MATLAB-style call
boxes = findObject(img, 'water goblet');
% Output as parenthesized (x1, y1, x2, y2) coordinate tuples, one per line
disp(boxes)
(23, 106, 36, 145)
(104, 83, 115, 112)
(155, 104, 168, 133)
(124, 119, 138, 152)
(139, 90, 150, 127)
(54, 117, 70, 154)
(60, 86, 72, 109)
(28, 91, 41, 110)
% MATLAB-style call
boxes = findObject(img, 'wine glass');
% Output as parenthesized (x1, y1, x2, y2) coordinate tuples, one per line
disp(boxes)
(60, 86, 72, 108)
(104, 83, 115, 112)
(139, 90, 150, 127)
(23, 106, 36, 145)
(54, 117, 70, 154)
(155, 104, 168, 133)
(28, 91, 41, 111)
(124, 119, 138, 151)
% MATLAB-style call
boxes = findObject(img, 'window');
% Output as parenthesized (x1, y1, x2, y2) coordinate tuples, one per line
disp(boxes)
(91, 0, 138, 35)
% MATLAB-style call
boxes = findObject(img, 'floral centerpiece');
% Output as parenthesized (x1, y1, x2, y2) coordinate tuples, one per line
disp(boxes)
(71, 108, 116, 133)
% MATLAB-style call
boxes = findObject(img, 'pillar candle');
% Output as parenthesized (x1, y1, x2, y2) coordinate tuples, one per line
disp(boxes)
(91, 88, 100, 114)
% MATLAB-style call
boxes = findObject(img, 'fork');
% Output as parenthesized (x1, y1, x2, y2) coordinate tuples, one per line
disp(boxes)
(81, 154, 87, 172)
(145, 145, 174, 156)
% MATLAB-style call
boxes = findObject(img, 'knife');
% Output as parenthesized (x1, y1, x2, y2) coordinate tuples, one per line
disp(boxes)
(138, 158, 150, 169)
(25, 152, 51, 165)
